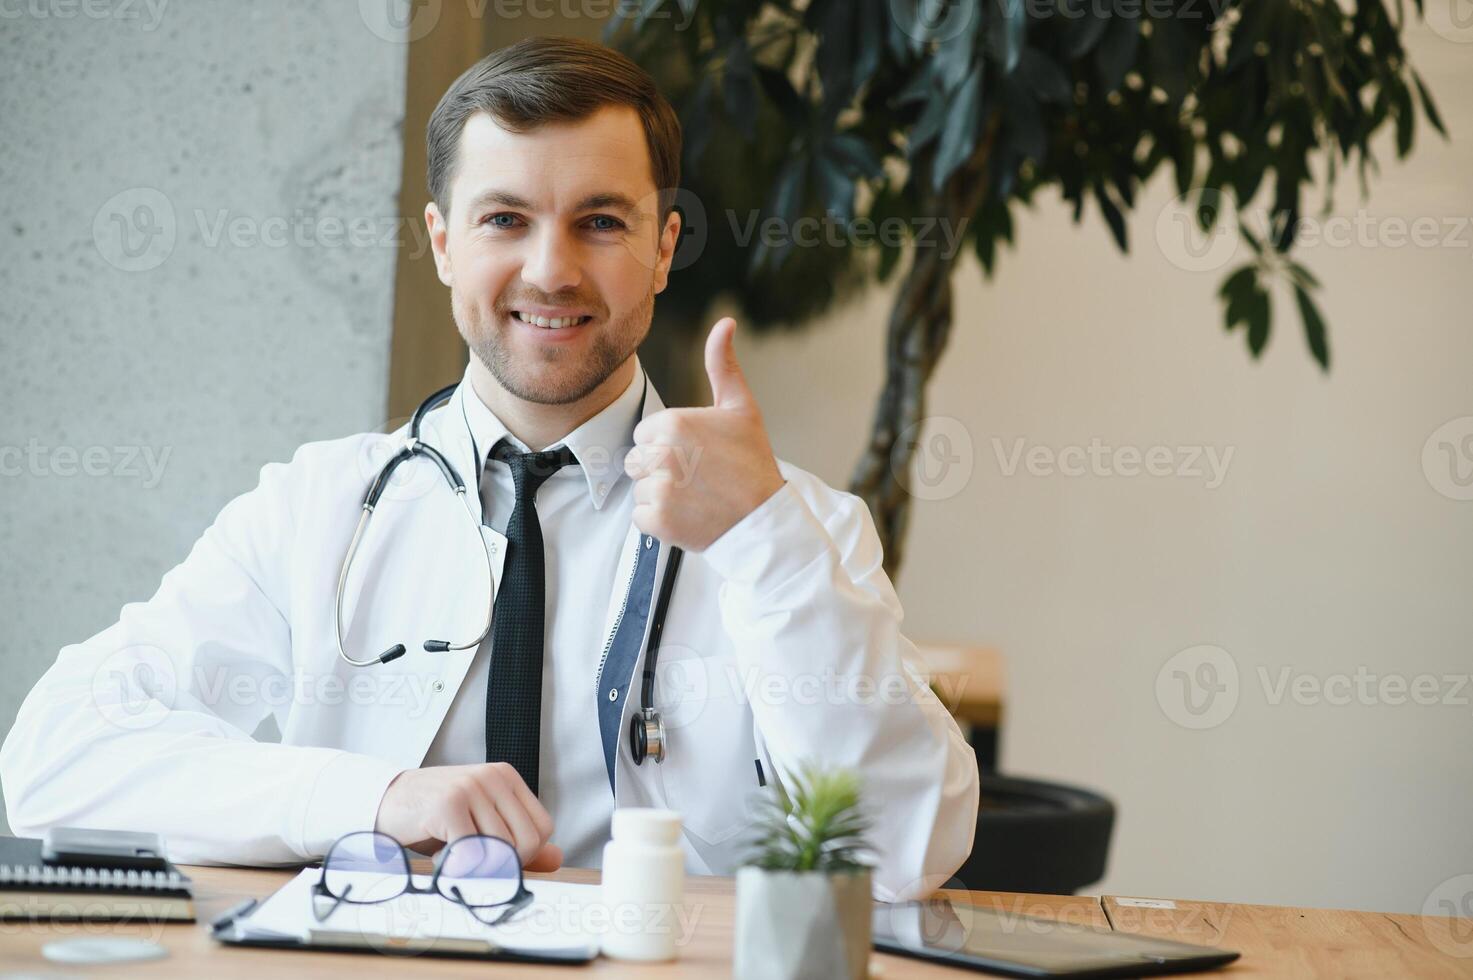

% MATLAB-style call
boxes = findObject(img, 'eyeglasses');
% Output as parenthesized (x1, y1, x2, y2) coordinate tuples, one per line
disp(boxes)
(312, 831, 535, 928)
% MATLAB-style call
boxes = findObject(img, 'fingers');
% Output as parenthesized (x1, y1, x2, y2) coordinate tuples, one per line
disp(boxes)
(462, 764, 553, 867)
(481, 777, 543, 865)
(525, 843, 563, 873)
(497, 764, 554, 842)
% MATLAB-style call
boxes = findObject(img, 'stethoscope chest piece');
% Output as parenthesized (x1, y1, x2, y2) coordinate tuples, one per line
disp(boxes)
(629, 706, 666, 765)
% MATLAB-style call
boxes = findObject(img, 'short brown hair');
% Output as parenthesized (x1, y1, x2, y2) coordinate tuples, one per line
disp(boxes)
(427, 36, 681, 218)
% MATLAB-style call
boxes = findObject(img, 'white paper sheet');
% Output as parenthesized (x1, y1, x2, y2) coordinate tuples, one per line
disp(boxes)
(239, 868, 601, 957)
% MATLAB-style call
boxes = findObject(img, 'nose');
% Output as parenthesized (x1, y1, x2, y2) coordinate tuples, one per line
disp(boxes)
(520, 224, 581, 295)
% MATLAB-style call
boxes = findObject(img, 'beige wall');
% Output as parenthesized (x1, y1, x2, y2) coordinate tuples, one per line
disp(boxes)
(735, 20, 1473, 914)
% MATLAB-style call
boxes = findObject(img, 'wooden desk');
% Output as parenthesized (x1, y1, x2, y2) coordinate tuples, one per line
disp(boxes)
(1, 866, 1468, 978)
(914, 643, 1005, 729)
(1102, 895, 1473, 979)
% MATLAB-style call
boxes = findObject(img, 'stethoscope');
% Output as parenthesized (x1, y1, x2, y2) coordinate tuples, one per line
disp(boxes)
(334, 382, 680, 765)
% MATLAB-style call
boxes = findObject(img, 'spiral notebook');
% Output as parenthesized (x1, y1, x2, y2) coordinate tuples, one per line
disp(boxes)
(0, 836, 194, 922)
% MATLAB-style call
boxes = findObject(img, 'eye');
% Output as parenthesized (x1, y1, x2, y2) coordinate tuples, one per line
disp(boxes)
(482, 212, 523, 229)
(586, 214, 626, 232)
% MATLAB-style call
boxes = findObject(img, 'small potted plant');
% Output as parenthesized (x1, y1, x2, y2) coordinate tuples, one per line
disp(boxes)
(734, 763, 874, 980)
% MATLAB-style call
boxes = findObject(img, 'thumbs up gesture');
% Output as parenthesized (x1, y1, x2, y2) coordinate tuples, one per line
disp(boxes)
(624, 317, 786, 551)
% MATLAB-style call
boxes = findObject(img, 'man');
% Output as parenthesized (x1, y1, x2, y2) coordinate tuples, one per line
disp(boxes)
(1, 36, 977, 900)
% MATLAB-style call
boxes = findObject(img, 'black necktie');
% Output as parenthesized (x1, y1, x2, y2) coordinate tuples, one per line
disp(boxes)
(484, 439, 580, 795)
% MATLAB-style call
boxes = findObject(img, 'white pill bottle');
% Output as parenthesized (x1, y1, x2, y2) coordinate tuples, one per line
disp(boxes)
(599, 808, 686, 961)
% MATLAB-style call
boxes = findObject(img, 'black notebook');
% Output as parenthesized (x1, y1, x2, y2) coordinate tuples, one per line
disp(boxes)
(0, 836, 195, 922)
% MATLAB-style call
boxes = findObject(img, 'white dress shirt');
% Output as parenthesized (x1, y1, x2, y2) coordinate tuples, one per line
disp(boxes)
(421, 361, 646, 868)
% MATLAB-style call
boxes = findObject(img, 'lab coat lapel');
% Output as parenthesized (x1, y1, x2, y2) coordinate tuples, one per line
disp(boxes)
(603, 378, 672, 801)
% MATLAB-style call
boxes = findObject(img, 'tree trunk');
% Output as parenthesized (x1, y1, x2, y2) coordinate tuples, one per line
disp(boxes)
(849, 152, 991, 582)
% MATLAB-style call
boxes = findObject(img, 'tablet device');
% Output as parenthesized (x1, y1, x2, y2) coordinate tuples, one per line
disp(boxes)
(873, 897, 1239, 978)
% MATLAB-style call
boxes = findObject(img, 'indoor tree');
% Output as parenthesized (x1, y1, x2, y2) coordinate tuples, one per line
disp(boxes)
(607, 0, 1447, 578)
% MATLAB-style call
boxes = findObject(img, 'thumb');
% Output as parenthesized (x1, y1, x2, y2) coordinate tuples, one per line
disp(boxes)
(704, 316, 754, 411)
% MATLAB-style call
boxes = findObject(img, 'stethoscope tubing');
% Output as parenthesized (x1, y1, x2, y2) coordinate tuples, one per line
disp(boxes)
(334, 381, 682, 763)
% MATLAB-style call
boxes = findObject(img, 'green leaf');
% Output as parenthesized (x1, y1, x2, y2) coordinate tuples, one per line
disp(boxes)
(1294, 283, 1330, 370)
(1017, 48, 1073, 105)
(816, 152, 856, 224)
(826, 133, 885, 179)
(1061, 2, 1108, 59)
(932, 62, 984, 190)
(854, 0, 884, 93)
(1412, 72, 1447, 138)
(723, 39, 757, 139)
(936, 23, 975, 93)
(745, 763, 873, 873)
(814, 0, 856, 111)
(1287, 260, 1320, 290)
(1094, 181, 1127, 252)
(756, 66, 806, 128)
(908, 94, 950, 159)
(997, 0, 1027, 75)
(1246, 287, 1270, 356)
(1241, 224, 1264, 255)
(1392, 82, 1415, 158)
(1218, 264, 1256, 302)
(751, 155, 807, 273)
(1095, 15, 1139, 93)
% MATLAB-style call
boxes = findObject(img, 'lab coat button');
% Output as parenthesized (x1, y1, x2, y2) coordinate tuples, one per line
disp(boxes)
(608, 688, 619, 702)
(432, 680, 445, 693)
(644, 537, 653, 549)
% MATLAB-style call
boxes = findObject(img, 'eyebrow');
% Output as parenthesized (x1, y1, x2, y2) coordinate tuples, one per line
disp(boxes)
(465, 189, 643, 221)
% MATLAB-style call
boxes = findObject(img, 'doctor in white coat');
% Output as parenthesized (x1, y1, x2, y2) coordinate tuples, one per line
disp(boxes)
(0, 36, 977, 901)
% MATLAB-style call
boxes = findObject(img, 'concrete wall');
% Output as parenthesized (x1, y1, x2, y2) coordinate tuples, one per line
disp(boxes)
(0, 3, 409, 831)
(737, 19, 1472, 914)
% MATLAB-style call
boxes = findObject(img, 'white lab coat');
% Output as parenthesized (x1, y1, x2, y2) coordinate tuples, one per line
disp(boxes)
(0, 381, 978, 900)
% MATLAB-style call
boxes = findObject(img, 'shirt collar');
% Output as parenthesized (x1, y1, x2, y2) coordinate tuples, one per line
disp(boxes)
(458, 358, 647, 511)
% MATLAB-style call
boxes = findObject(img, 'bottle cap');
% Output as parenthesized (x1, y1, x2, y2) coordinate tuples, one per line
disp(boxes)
(610, 808, 681, 846)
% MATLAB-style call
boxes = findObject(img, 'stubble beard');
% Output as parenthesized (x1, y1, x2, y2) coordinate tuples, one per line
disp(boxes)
(453, 282, 655, 406)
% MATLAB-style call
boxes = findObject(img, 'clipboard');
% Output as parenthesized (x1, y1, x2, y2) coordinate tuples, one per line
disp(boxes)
(209, 870, 599, 965)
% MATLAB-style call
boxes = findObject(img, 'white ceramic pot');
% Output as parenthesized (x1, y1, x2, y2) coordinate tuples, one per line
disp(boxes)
(733, 866, 872, 980)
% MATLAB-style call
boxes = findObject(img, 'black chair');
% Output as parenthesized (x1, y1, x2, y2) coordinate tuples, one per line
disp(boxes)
(953, 774, 1116, 895)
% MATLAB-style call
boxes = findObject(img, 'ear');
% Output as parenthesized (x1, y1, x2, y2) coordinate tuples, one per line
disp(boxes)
(651, 206, 682, 295)
(425, 200, 451, 286)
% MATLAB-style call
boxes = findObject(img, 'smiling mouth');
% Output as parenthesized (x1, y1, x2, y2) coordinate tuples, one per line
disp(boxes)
(511, 311, 594, 330)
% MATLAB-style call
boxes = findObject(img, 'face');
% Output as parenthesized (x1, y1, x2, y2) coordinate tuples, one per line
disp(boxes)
(426, 105, 680, 405)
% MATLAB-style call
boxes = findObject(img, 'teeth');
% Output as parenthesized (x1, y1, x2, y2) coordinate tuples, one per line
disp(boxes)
(515, 312, 585, 329)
